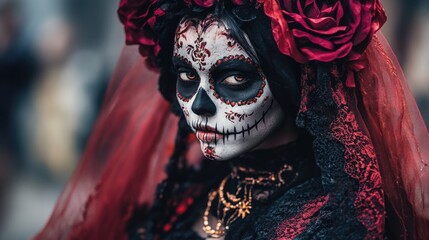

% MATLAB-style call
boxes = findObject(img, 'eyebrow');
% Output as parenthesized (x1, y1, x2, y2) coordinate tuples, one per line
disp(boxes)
(210, 56, 259, 76)
(172, 55, 193, 70)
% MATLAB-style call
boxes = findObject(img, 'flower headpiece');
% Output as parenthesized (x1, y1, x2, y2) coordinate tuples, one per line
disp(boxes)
(118, 0, 386, 86)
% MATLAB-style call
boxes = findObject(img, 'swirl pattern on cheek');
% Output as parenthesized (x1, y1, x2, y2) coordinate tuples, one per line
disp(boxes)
(225, 111, 254, 123)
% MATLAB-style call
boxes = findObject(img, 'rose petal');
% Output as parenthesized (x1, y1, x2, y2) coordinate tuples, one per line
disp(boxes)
(304, 0, 315, 9)
(301, 42, 353, 62)
(353, 5, 372, 44)
(334, 2, 344, 25)
(278, 0, 387, 61)
(305, 1, 320, 18)
(296, 0, 306, 17)
(306, 16, 337, 29)
(193, 0, 214, 7)
(266, 0, 307, 63)
(285, 12, 347, 35)
(281, 0, 293, 12)
(292, 29, 335, 50)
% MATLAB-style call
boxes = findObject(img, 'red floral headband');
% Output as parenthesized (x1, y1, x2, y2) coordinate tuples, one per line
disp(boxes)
(118, 0, 386, 86)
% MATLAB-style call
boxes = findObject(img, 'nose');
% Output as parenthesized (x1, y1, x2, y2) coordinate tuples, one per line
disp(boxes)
(192, 88, 216, 116)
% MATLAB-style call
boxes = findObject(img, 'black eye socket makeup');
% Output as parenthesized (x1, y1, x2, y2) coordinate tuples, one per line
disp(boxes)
(210, 55, 263, 102)
(180, 72, 198, 81)
(222, 75, 248, 86)
(174, 55, 200, 100)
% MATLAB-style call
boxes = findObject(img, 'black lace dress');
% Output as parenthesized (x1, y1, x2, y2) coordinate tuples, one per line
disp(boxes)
(129, 138, 363, 240)
(129, 137, 382, 240)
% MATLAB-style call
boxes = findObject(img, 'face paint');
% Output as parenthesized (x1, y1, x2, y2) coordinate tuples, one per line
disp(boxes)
(174, 16, 286, 160)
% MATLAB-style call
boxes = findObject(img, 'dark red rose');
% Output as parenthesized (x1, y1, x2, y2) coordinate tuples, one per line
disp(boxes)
(264, 0, 386, 62)
(118, 0, 164, 69)
(193, 0, 214, 7)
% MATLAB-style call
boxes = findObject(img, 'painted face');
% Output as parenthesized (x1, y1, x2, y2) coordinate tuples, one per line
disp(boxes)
(174, 16, 286, 160)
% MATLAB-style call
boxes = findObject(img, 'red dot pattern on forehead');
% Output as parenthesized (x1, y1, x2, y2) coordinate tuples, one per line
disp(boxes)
(209, 54, 266, 107)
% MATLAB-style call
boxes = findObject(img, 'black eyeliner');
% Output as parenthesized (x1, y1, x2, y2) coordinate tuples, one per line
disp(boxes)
(211, 60, 258, 76)
(172, 56, 194, 71)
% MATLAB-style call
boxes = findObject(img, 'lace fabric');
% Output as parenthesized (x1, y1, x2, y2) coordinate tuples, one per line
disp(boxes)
(129, 139, 320, 240)
(358, 34, 429, 239)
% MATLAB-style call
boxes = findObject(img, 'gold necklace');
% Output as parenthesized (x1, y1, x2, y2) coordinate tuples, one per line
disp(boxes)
(202, 163, 293, 238)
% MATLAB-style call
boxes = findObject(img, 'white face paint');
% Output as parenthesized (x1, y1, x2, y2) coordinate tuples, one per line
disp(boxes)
(174, 16, 285, 160)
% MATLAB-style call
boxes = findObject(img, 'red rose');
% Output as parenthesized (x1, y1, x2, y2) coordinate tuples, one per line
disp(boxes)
(264, 0, 386, 62)
(118, 0, 164, 69)
(193, 0, 214, 7)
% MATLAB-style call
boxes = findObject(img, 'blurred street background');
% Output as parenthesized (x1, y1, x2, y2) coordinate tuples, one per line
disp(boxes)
(0, 0, 428, 239)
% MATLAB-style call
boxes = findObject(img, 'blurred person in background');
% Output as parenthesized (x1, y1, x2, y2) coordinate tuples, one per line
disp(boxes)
(0, 0, 37, 229)
(392, 0, 424, 64)
(0, 0, 120, 239)
(14, 0, 116, 182)
(30, 16, 90, 181)
(401, 2, 429, 126)
(382, 0, 429, 126)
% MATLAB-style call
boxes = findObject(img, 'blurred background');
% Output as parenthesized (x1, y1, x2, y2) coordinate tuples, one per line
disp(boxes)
(0, 0, 427, 239)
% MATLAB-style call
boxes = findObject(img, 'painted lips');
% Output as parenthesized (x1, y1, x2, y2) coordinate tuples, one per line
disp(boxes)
(196, 131, 223, 143)
(195, 125, 224, 143)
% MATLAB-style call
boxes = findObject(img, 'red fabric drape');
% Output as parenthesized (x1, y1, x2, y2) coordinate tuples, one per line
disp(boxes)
(34, 46, 178, 240)
(358, 33, 429, 239)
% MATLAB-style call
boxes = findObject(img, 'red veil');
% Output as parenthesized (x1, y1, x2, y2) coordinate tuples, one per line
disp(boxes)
(358, 34, 429, 238)
(34, 4, 428, 240)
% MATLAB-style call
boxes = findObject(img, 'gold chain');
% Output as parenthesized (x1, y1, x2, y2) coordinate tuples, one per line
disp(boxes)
(202, 163, 293, 238)
(202, 191, 225, 238)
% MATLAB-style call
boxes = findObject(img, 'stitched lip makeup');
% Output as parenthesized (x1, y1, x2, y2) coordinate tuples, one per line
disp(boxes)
(194, 125, 223, 143)
(196, 131, 223, 143)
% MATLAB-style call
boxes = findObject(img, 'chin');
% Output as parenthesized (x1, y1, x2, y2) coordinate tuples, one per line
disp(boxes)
(199, 139, 260, 161)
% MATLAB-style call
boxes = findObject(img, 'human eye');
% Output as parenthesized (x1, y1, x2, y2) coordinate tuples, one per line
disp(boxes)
(222, 74, 248, 86)
(179, 71, 199, 81)
(176, 70, 200, 100)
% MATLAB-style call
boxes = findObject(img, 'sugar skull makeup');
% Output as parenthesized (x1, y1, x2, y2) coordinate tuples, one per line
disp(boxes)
(174, 16, 286, 160)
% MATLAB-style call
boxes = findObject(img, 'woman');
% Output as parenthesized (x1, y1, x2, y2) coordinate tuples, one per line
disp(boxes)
(36, 0, 429, 239)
